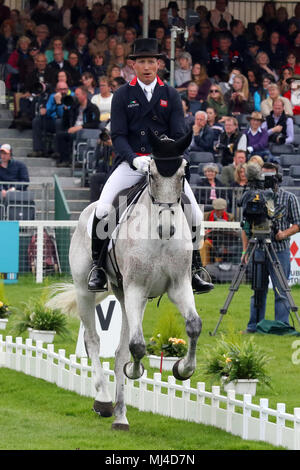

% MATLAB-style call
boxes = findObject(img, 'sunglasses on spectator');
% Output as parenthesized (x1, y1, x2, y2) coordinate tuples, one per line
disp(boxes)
(210, 89, 219, 93)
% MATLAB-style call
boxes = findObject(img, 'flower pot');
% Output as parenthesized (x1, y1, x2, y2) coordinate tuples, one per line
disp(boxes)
(28, 328, 56, 343)
(0, 318, 8, 330)
(222, 377, 258, 395)
(148, 355, 179, 371)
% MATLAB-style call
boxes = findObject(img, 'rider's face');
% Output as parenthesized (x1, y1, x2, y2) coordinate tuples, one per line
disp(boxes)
(133, 57, 159, 85)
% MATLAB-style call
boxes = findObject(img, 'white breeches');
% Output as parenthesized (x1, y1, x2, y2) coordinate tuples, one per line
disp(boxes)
(95, 161, 203, 227)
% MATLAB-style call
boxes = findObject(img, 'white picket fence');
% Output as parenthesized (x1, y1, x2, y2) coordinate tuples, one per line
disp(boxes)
(1, 334, 300, 450)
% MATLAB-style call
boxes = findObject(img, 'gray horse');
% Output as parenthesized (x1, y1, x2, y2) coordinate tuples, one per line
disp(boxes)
(49, 133, 202, 430)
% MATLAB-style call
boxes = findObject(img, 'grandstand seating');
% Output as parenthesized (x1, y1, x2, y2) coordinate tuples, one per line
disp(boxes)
(269, 143, 295, 155)
(289, 166, 300, 185)
(189, 151, 214, 165)
(279, 154, 300, 175)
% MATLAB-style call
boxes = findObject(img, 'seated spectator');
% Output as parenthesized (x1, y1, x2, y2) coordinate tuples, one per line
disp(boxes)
(81, 71, 98, 99)
(0, 144, 29, 196)
(246, 68, 262, 96)
(284, 75, 300, 115)
(198, 163, 226, 206)
(107, 63, 122, 82)
(216, 117, 246, 166)
(6, 35, 31, 91)
(208, 33, 243, 82)
(73, 32, 91, 69)
(224, 73, 254, 115)
(88, 25, 109, 57)
(66, 51, 82, 87)
(121, 56, 135, 82)
(204, 198, 234, 221)
(55, 86, 100, 167)
(255, 51, 279, 82)
(175, 51, 192, 87)
(206, 84, 228, 120)
(45, 36, 68, 63)
(248, 154, 264, 167)
(0, 19, 18, 63)
(284, 51, 300, 74)
(45, 49, 73, 86)
(230, 19, 247, 54)
(243, 111, 269, 159)
(263, 30, 287, 73)
(208, 0, 233, 32)
(181, 97, 194, 133)
(232, 163, 248, 188)
(109, 42, 126, 69)
(184, 82, 203, 115)
(178, 63, 211, 101)
(253, 73, 275, 111)
(87, 53, 107, 82)
(261, 98, 294, 145)
(261, 83, 293, 117)
(29, 80, 71, 158)
(206, 106, 224, 142)
(110, 76, 126, 92)
(220, 149, 247, 186)
(91, 75, 113, 122)
(33, 24, 50, 53)
(188, 111, 214, 153)
(279, 66, 294, 95)
(243, 40, 260, 72)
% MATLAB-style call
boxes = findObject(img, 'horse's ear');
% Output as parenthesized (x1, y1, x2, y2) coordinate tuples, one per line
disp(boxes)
(175, 130, 193, 154)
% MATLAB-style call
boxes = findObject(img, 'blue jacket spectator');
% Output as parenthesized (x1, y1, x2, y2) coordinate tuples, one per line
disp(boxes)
(188, 111, 215, 153)
(0, 144, 29, 192)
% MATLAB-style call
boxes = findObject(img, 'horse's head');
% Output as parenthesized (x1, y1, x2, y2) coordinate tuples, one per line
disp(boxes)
(147, 129, 192, 205)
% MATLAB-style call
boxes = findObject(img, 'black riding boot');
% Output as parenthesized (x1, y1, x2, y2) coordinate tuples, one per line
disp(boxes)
(87, 214, 108, 292)
(192, 249, 214, 294)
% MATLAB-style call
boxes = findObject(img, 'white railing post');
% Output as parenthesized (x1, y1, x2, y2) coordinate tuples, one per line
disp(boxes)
(46, 344, 54, 383)
(196, 382, 205, 424)
(276, 403, 286, 448)
(259, 398, 269, 442)
(168, 375, 176, 418)
(5, 336, 13, 369)
(242, 394, 252, 440)
(153, 372, 161, 414)
(226, 389, 236, 434)
(139, 369, 147, 412)
(211, 385, 220, 426)
(57, 349, 65, 388)
(15, 337, 23, 372)
(25, 338, 32, 375)
(294, 408, 300, 450)
(80, 357, 88, 396)
(69, 354, 77, 392)
(183, 379, 191, 421)
(35, 340, 43, 379)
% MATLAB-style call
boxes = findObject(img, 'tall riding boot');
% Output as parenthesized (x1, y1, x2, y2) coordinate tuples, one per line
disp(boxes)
(87, 214, 108, 292)
(192, 249, 214, 294)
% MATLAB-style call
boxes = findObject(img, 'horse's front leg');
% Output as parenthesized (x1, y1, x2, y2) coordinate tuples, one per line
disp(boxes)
(168, 281, 202, 381)
(123, 285, 148, 380)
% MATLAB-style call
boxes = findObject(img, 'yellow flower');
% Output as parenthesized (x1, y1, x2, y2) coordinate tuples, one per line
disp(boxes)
(0, 301, 3, 308)
(225, 357, 232, 363)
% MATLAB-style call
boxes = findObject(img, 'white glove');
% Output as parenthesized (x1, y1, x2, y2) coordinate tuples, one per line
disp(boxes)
(133, 156, 151, 173)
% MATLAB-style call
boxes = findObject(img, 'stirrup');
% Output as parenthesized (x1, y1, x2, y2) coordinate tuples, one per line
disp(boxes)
(192, 267, 214, 294)
(87, 265, 108, 292)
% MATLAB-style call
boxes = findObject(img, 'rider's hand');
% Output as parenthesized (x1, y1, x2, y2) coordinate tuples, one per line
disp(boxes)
(133, 156, 151, 173)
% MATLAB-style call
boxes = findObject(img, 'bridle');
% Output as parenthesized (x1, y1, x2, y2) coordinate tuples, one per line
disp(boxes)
(147, 155, 185, 208)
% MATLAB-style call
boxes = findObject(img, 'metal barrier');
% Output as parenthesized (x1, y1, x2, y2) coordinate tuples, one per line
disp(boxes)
(0, 181, 52, 221)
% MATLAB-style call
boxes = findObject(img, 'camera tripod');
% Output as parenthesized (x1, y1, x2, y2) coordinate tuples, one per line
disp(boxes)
(210, 232, 300, 336)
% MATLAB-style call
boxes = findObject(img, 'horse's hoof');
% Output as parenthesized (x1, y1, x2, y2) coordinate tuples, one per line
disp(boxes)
(93, 400, 114, 417)
(123, 361, 145, 380)
(111, 422, 130, 431)
(172, 360, 194, 381)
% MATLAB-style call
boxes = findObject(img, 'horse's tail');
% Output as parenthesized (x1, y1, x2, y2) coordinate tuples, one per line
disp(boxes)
(46, 283, 109, 316)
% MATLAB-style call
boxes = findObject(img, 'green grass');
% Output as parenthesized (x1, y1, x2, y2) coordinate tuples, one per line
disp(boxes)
(1, 275, 300, 449)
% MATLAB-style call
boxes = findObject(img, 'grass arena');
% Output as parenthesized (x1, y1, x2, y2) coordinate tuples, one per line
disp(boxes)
(1, 276, 300, 451)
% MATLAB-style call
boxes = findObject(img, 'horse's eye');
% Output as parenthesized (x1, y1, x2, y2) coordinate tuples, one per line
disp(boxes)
(149, 174, 154, 180)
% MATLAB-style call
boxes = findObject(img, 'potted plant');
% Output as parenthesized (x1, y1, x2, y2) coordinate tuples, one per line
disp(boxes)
(0, 300, 11, 330)
(201, 334, 272, 395)
(146, 310, 188, 371)
(12, 295, 69, 343)
(0, 283, 11, 330)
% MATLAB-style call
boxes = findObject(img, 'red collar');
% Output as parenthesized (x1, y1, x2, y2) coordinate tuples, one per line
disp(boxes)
(129, 75, 165, 87)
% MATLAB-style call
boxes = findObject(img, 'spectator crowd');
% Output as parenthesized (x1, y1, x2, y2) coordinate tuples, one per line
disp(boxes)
(1, 0, 300, 178)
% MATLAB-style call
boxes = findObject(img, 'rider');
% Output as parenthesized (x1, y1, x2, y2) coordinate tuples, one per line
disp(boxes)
(88, 38, 214, 294)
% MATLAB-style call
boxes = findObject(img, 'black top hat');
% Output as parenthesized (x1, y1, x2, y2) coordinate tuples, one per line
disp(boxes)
(128, 38, 164, 60)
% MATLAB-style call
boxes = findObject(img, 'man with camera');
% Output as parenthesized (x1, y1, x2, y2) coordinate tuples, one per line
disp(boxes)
(261, 98, 294, 146)
(29, 80, 72, 158)
(241, 162, 300, 333)
(55, 85, 100, 167)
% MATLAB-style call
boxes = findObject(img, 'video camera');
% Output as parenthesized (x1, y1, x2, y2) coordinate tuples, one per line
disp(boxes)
(240, 163, 284, 238)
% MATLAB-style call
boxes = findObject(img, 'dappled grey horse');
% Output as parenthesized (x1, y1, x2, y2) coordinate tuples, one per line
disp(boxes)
(51, 132, 203, 430)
